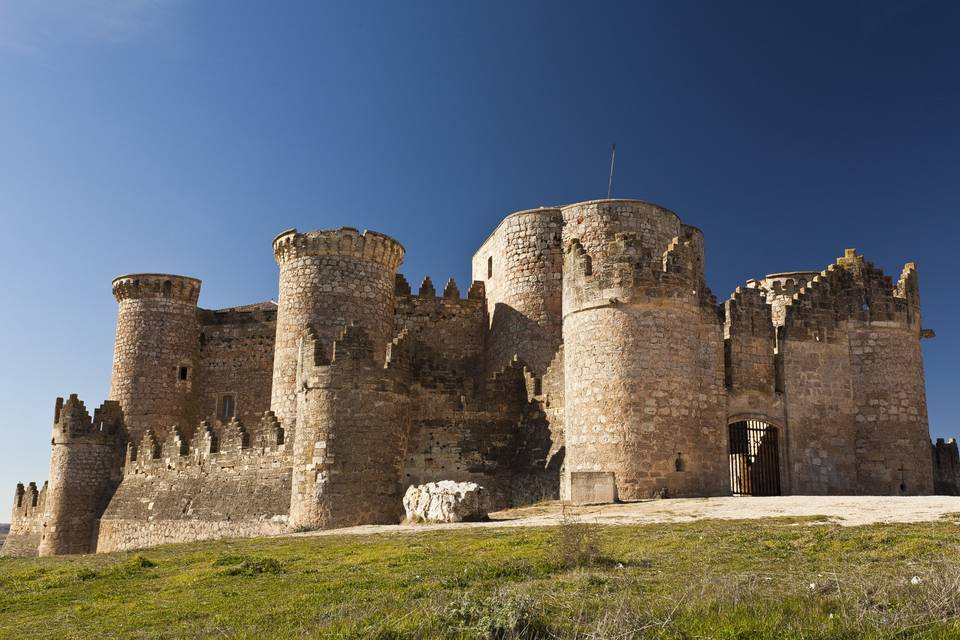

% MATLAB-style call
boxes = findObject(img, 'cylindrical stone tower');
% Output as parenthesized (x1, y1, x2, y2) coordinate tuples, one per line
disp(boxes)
(110, 274, 201, 444)
(561, 199, 727, 501)
(471, 207, 564, 376)
(38, 395, 123, 556)
(270, 227, 405, 426)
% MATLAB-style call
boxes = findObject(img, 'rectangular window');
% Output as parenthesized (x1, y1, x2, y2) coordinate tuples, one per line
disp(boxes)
(178, 366, 190, 381)
(218, 394, 236, 419)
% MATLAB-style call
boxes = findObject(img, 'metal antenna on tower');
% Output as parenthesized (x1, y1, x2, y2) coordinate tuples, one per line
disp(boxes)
(607, 143, 616, 199)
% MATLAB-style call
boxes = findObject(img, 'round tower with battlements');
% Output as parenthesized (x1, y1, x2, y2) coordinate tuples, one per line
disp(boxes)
(561, 199, 728, 501)
(110, 274, 201, 445)
(270, 228, 405, 426)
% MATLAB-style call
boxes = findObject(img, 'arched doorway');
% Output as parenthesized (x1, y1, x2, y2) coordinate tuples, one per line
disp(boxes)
(728, 420, 781, 496)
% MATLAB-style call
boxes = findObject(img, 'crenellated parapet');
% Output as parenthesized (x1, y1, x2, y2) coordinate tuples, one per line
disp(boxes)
(272, 227, 404, 270)
(394, 274, 487, 373)
(52, 394, 124, 444)
(778, 249, 922, 341)
(562, 224, 708, 317)
(111, 273, 201, 304)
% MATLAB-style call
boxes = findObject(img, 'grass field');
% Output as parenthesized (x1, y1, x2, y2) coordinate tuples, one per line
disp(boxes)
(2, 516, 960, 639)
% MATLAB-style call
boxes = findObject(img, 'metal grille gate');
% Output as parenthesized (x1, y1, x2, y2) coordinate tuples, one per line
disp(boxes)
(728, 420, 781, 496)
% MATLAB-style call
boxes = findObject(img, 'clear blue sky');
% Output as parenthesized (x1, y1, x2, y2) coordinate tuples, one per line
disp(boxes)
(0, 1, 957, 517)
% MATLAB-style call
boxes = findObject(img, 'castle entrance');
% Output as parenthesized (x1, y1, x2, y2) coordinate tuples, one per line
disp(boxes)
(728, 420, 781, 496)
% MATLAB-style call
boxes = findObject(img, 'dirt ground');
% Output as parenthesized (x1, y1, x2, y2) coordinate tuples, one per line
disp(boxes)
(298, 495, 960, 539)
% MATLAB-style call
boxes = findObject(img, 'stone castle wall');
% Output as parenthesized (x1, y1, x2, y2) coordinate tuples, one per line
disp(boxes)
(1, 198, 945, 558)
(96, 414, 290, 553)
(196, 303, 277, 429)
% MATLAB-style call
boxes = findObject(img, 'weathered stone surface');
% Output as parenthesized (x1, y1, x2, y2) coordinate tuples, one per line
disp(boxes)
(403, 481, 491, 523)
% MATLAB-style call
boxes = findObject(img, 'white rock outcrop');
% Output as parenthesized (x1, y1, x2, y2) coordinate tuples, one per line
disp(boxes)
(403, 481, 491, 523)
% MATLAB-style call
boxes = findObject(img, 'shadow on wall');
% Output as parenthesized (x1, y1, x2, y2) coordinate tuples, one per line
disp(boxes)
(488, 303, 558, 376)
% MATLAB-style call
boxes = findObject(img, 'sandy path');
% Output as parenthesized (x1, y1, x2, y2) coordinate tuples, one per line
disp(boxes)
(294, 495, 960, 539)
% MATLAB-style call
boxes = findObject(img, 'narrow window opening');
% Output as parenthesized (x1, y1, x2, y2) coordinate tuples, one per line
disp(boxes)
(487, 256, 493, 279)
(178, 366, 190, 381)
(675, 453, 685, 472)
(584, 255, 593, 276)
(218, 394, 236, 419)
(162, 280, 172, 297)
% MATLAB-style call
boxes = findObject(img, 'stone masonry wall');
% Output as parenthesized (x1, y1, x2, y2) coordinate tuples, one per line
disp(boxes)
(394, 275, 486, 376)
(97, 416, 290, 553)
(196, 303, 276, 430)
(471, 208, 563, 377)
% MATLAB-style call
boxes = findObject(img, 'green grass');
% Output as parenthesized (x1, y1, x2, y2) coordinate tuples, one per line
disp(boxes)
(2, 517, 960, 639)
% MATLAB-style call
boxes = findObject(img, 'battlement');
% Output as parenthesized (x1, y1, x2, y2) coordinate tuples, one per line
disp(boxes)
(52, 395, 123, 443)
(562, 227, 706, 316)
(126, 411, 288, 471)
(779, 250, 918, 336)
(272, 227, 405, 270)
(723, 284, 772, 338)
(111, 273, 201, 304)
(395, 273, 486, 303)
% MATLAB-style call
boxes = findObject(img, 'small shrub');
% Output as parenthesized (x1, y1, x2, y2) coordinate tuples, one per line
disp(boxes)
(447, 589, 549, 639)
(549, 514, 602, 569)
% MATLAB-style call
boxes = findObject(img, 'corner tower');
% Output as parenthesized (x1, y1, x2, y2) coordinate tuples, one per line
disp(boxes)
(37, 395, 123, 556)
(561, 200, 727, 501)
(110, 274, 201, 444)
(270, 228, 405, 426)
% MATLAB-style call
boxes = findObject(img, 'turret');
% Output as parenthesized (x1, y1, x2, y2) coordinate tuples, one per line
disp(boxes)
(110, 273, 201, 444)
(560, 200, 727, 501)
(37, 395, 124, 556)
(289, 324, 412, 530)
(471, 207, 564, 377)
(270, 227, 405, 426)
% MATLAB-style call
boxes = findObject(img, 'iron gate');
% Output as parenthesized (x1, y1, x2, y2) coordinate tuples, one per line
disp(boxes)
(728, 420, 781, 496)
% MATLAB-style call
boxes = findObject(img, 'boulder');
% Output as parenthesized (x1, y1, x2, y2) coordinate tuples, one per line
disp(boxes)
(403, 481, 490, 523)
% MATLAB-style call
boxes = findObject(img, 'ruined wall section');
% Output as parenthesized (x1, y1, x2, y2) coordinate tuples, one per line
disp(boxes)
(561, 200, 727, 500)
(36, 396, 125, 556)
(196, 303, 276, 429)
(933, 438, 960, 495)
(271, 228, 404, 426)
(0, 482, 47, 557)
(471, 208, 563, 378)
(97, 412, 290, 553)
(110, 274, 201, 444)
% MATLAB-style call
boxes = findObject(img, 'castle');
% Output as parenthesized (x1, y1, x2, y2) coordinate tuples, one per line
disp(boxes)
(3, 198, 957, 557)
